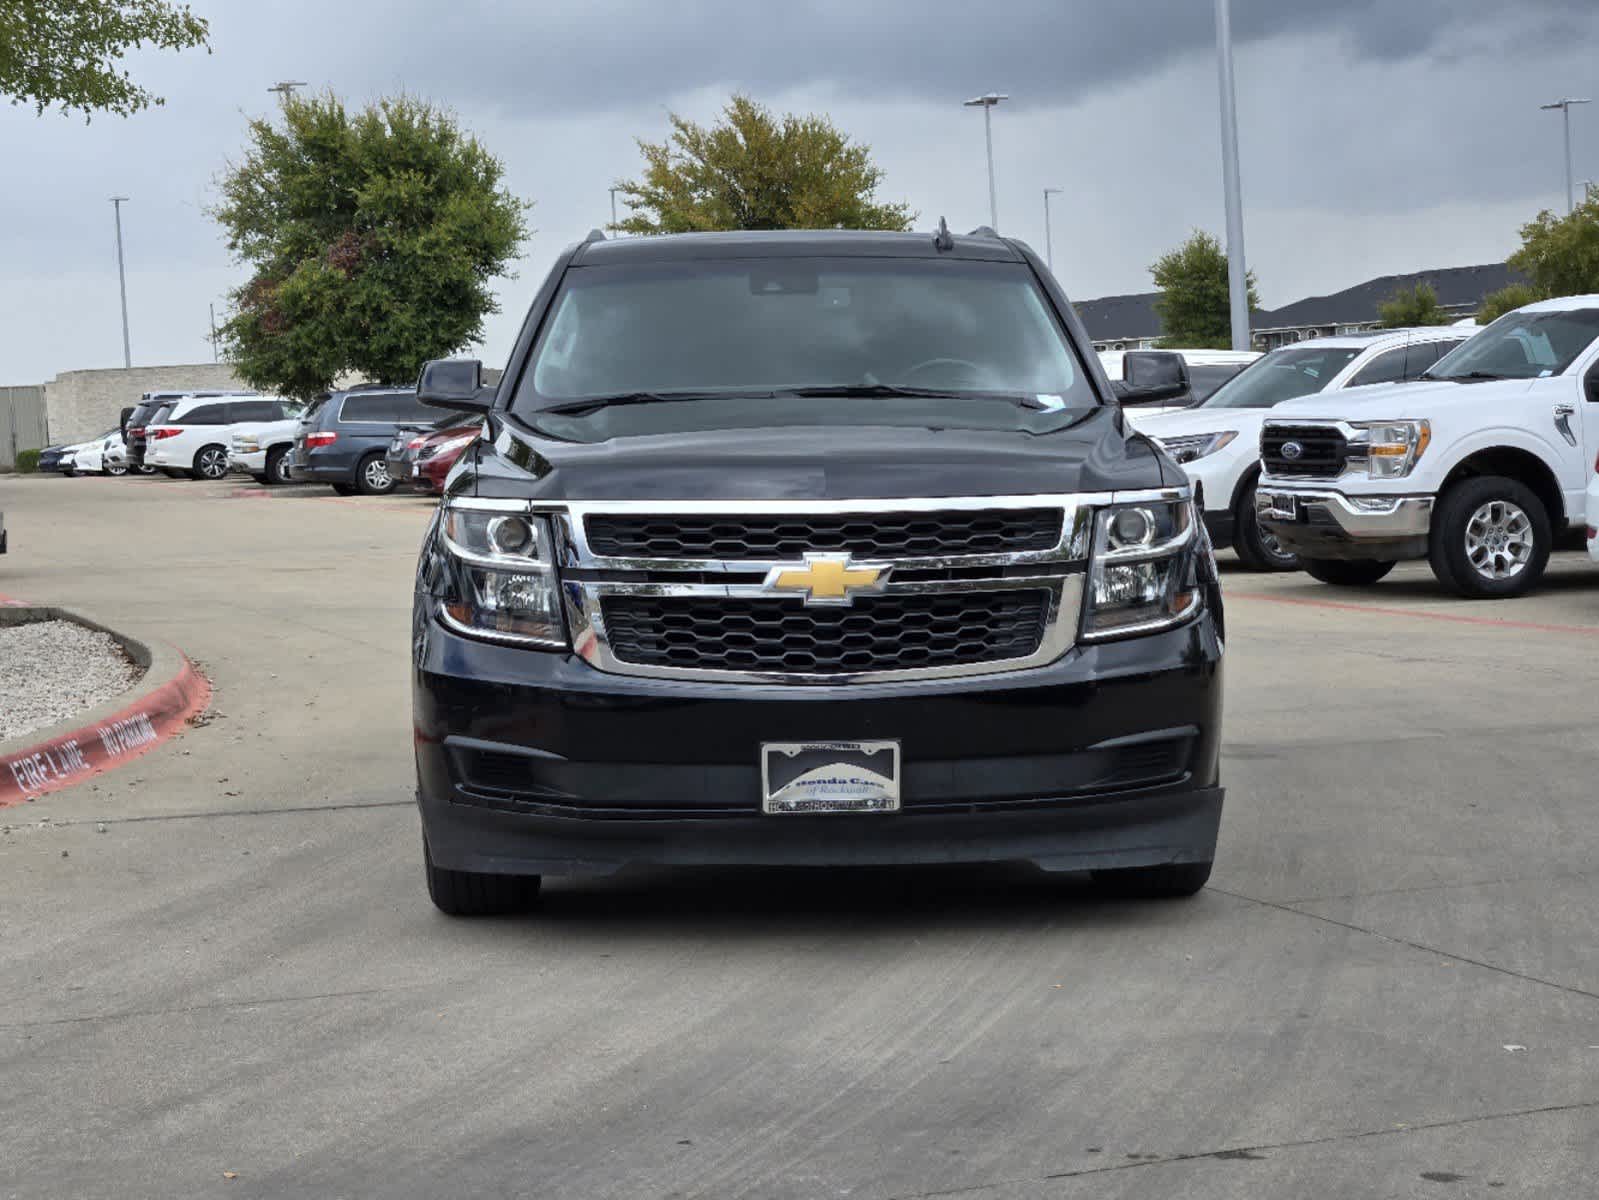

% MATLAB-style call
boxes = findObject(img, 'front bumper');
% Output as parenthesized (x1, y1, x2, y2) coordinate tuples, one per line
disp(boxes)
(1255, 486, 1433, 561)
(229, 449, 267, 475)
(415, 614, 1225, 877)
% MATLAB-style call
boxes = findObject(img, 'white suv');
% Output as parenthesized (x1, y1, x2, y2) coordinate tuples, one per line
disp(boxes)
(1257, 296, 1599, 597)
(145, 396, 291, 481)
(1130, 327, 1473, 570)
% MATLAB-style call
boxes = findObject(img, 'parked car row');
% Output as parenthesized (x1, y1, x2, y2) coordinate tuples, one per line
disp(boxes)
(31, 384, 481, 499)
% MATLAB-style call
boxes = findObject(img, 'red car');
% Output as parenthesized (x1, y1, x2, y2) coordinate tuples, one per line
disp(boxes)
(406, 422, 481, 494)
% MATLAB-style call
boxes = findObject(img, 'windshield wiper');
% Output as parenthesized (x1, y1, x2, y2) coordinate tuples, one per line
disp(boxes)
(782, 384, 1075, 409)
(541, 391, 722, 415)
(1429, 370, 1512, 384)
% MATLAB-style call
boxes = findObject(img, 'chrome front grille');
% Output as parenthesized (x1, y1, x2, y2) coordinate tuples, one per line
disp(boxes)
(584, 508, 1064, 560)
(601, 589, 1052, 675)
(547, 496, 1101, 685)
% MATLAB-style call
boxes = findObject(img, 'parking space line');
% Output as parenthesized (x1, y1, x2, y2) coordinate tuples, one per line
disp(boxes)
(1231, 591, 1599, 637)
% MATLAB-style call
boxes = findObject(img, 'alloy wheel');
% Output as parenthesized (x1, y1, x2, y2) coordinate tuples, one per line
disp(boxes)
(199, 448, 228, 479)
(364, 458, 391, 489)
(1464, 499, 1533, 580)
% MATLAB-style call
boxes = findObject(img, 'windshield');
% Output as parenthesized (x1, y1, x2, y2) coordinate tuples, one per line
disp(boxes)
(1187, 363, 1249, 402)
(512, 258, 1095, 414)
(1430, 307, 1599, 380)
(1201, 345, 1361, 409)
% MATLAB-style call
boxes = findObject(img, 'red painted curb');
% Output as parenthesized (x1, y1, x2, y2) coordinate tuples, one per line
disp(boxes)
(0, 639, 212, 809)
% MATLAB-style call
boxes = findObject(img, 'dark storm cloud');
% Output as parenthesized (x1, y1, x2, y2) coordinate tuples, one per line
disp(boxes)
(360, 0, 1599, 115)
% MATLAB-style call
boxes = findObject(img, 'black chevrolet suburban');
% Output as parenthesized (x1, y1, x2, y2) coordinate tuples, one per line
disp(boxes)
(411, 229, 1225, 915)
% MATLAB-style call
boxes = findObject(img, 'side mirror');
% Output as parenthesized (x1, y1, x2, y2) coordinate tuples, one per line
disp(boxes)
(418, 359, 494, 413)
(1116, 351, 1190, 405)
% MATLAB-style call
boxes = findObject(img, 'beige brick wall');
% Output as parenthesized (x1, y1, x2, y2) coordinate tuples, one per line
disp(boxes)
(44, 364, 250, 443)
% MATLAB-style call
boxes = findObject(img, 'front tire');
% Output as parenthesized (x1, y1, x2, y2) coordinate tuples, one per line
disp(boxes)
(1233, 481, 1300, 572)
(1428, 475, 1551, 599)
(1091, 860, 1212, 898)
(1301, 558, 1396, 587)
(190, 444, 229, 481)
(107, 461, 128, 477)
(264, 445, 292, 485)
(424, 838, 542, 917)
(354, 452, 396, 495)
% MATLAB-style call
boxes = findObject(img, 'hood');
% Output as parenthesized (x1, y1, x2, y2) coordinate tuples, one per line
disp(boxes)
(1268, 378, 1537, 421)
(1130, 405, 1273, 438)
(465, 406, 1177, 501)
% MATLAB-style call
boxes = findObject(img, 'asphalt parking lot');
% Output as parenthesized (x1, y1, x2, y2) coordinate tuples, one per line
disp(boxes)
(3, 472, 1598, 1199)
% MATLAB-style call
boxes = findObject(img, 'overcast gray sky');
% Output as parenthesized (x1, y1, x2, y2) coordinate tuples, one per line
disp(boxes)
(3, 0, 1597, 384)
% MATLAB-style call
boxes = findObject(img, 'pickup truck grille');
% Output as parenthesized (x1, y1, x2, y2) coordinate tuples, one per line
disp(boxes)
(1261, 424, 1348, 478)
(600, 590, 1051, 676)
(584, 509, 1063, 560)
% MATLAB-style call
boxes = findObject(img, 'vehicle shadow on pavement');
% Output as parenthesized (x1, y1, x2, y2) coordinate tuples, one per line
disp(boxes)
(513, 863, 1211, 936)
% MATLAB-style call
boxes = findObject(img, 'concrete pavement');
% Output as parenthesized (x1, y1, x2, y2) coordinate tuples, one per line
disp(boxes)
(2, 471, 1598, 1198)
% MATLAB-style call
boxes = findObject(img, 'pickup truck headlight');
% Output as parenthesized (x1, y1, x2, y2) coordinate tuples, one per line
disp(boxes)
(1153, 431, 1238, 464)
(1352, 420, 1429, 479)
(233, 435, 260, 454)
(1082, 498, 1206, 640)
(439, 506, 566, 647)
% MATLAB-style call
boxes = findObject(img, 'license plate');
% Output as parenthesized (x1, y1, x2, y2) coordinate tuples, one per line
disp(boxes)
(410, 463, 421, 477)
(1266, 493, 1298, 521)
(761, 741, 900, 814)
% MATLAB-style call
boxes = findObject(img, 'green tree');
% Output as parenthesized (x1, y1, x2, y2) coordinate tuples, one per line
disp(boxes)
(614, 95, 913, 234)
(1377, 282, 1449, 328)
(1, 0, 208, 118)
(213, 93, 530, 400)
(1506, 193, 1599, 298)
(1476, 282, 1541, 325)
(1149, 230, 1260, 350)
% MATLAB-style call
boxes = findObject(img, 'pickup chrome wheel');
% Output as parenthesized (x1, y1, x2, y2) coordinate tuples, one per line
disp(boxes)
(1464, 500, 1533, 580)
(192, 444, 229, 480)
(1234, 482, 1300, 572)
(264, 445, 292, 485)
(1429, 475, 1551, 600)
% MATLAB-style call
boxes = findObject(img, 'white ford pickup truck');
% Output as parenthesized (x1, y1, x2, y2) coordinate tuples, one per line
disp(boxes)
(1256, 295, 1599, 598)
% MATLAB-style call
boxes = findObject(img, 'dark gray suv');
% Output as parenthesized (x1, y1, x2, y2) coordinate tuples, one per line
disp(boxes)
(291, 386, 437, 495)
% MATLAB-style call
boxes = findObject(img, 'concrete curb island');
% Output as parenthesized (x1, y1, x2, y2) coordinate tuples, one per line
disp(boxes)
(0, 600, 211, 807)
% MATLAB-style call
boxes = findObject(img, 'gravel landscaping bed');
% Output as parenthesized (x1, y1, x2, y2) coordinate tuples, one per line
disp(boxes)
(0, 620, 143, 743)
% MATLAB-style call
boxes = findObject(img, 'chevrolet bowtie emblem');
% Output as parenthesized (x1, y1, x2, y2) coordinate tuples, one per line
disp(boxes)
(763, 553, 891, 606)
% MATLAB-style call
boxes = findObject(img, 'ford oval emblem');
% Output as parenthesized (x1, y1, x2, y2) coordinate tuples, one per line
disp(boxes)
(1281, 441, 1304, 461)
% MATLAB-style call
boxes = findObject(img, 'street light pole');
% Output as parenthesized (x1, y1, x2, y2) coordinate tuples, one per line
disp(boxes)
(1213, 0, 1251, 353)
(1042, 187, 1063, 271)
(268, 80, 308, 103)
(1540, 98, 1591, 213)
(110, 196, 132, 369)
(609, 186, 620, 234)
(963, 93, 1008, 231)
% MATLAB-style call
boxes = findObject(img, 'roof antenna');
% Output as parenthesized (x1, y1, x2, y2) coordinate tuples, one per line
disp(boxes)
(933, 217, 954, 252)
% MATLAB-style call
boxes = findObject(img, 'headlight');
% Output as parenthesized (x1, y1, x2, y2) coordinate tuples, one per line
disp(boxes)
(1082, 498, 1207, 640)
(235, 437, 260, 453)
(438, 506, 566, 647)
(1351, 420, 1429, 479)
(1154, 431, 1238, 465)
